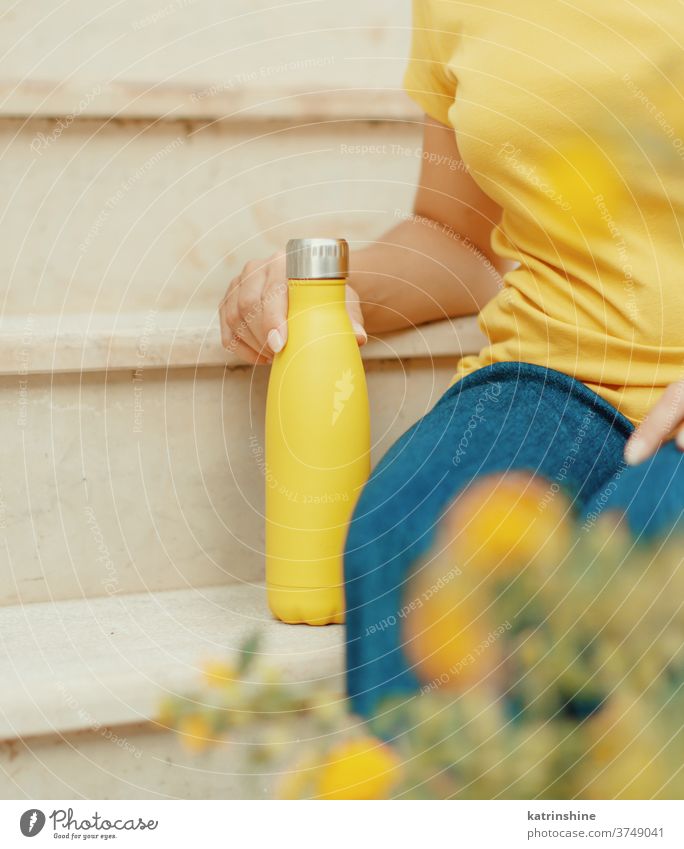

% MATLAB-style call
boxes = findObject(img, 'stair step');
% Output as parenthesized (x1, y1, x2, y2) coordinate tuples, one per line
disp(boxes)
(0, 582, 344, 742)
(0, 313, 475, 606)
(1, 0, 412, 122)
(1, 82, 418, 123)
(1, 722, 276, 799)
(0, 310, 484, 375)
(1, 117, 422, 317)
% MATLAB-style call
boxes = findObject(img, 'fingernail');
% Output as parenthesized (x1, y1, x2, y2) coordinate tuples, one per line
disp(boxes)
(352, 322, 368, 345)
(624, 437, 648, 465)
(676, 430, 684, 451)
(267, 329, 284, 353)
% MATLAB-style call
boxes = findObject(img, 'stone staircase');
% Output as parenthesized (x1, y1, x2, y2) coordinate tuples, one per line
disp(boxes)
(0, 0, 483, 798)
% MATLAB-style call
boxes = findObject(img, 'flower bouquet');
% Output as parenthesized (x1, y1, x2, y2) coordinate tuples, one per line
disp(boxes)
(161, 472, 684, 799)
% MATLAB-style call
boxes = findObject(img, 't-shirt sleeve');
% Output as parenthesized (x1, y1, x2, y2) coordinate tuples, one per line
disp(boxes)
(402, 0, 457, 126)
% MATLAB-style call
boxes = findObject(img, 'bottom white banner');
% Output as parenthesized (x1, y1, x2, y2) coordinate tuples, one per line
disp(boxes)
(1, 800, 684, 848)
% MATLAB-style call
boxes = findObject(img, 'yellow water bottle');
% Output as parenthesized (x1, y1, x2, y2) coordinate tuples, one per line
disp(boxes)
(265, 238, 370, 625)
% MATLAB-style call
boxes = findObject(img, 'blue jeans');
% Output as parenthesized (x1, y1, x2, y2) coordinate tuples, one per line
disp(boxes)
(343, 362, 684, 716)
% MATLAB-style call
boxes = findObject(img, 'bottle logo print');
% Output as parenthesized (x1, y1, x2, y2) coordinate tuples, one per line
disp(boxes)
(332, 369, 354, 425)
(20, 809, 46, 837)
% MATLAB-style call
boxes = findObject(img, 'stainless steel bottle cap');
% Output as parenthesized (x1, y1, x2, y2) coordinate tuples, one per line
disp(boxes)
(286, 238, 349, 280)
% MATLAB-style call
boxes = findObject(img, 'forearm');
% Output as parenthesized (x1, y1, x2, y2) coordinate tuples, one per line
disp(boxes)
(348, 217, 506, 334)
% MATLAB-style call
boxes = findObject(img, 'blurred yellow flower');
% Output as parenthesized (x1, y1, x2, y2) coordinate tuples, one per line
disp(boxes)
(157, 696, 177, 729)
(202, 660, 238, 689)
(259, 666, 282, 685)
(315, 736, 402, 800)
(403, 573, 495, 690)
(580, 693, 669, 800)
(584, 510, 631, 556)
(447, 472, 571, 575)
(278, 752, 320, 800)
(177, 713, 213, 753)
(308, 691, 348, 725)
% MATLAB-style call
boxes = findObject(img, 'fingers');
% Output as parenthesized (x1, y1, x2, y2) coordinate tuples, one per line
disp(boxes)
(345, 285, 368, 346)
(218, 252, 367, 363)
(219, 280, 270, 362)
(624, 381, 684, 465)
(218, 252, 287, 363)
(218, 294, 272, 364)
(230, 335, 273, 366)
(260, 269, 289, 354)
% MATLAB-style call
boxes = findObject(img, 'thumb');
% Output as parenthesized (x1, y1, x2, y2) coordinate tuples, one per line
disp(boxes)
(345, 286, 368, 346)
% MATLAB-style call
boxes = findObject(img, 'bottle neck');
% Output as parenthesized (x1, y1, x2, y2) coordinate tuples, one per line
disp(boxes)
(288, 278, 346, 312)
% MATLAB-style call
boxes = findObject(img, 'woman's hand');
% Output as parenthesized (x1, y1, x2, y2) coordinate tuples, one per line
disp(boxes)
(218, 250, 367, 364)
(624, 380, 684, 465)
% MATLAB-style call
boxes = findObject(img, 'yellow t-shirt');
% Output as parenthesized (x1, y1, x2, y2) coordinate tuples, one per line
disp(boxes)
(404, 0, 684, 425)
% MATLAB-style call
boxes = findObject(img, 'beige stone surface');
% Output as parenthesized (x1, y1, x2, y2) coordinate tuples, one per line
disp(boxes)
(0, 355, 460, 605)
(0, 582, 344, 741)
(2, 118, 424, 316)
(1, 0, 412, 120)
(0, 723, 276, 799)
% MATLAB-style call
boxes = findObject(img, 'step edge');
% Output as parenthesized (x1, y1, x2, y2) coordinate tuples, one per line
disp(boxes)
(0, 311, 483, 376)
(0, 82, 421, 122)
(0, 581, 345, 742)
